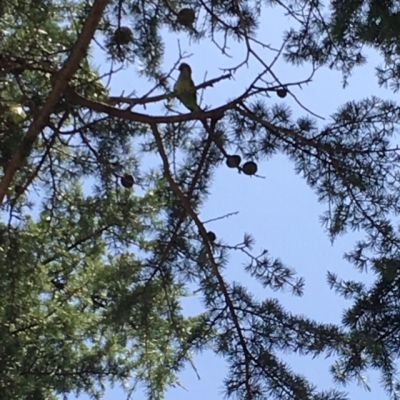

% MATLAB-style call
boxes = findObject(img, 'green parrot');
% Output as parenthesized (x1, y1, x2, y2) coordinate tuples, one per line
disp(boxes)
(174, 63, 201, 112)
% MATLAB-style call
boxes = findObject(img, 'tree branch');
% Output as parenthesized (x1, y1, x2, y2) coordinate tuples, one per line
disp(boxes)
(149, 121, 253, 393)
(0, 0, 108, 203)
(108, 73, 232, 106)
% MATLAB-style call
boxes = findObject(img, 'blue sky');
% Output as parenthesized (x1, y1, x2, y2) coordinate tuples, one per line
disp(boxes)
(72, 4, 395, 400)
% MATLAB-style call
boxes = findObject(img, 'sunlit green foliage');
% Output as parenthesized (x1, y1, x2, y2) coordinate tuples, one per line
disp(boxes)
(2, 0, 400, 399)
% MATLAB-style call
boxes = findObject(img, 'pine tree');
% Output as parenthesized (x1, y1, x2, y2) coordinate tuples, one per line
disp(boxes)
(1, 0, 400, 399)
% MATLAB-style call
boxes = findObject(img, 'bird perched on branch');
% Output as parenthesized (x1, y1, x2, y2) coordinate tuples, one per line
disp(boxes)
(174, 63, 201, 112)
